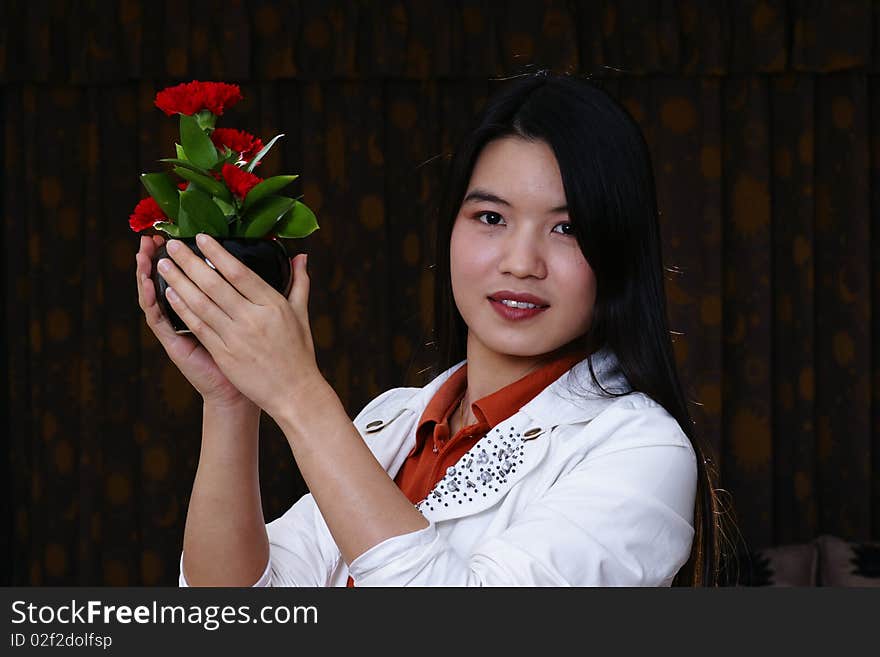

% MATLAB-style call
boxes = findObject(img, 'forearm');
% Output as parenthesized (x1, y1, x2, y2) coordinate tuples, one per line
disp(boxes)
(182, 400, 269, 586)
(276, 381, 429, 567)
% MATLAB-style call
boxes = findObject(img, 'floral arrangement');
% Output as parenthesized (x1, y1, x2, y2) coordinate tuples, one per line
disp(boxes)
(129, 80, 318, 240)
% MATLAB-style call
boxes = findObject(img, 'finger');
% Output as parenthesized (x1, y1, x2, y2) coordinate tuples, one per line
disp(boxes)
(191, 233, 278, 305)
(136, 252, 186, 340)
(163, 282, 228, 354)
(288, 254, 315, 353)
(157, 255, 234, 335)
(289, 253, 310, 312)
(165, 237, 253, 319)
(138, 236, 159, 271)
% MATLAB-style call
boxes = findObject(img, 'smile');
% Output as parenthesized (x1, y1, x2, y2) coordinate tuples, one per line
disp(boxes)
(498, 299, 542, 309)
(488, 298, 550, 321)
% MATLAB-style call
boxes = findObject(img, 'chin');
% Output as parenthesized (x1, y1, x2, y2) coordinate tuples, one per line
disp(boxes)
(481, 334, 564, 359)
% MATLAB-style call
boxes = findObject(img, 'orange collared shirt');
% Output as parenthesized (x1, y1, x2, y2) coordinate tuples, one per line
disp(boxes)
(393, 347, 591, 506)
(346, 347, 591, 586)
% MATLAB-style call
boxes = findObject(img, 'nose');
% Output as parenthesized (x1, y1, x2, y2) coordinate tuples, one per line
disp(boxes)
(497, 228, 547, 279)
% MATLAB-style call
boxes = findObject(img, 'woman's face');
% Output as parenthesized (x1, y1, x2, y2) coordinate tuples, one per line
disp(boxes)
(450, 136, 597, 362)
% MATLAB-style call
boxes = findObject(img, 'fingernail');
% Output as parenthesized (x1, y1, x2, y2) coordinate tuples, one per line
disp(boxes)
(166, 240, 180, 254)
(165, 286, 178, 301)
(196, 233, 208, 247)
(158, 258, 171, 272)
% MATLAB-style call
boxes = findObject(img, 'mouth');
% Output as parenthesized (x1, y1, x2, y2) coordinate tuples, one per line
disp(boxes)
(487, 294, 550, 310)
(487, 296, 550, 320)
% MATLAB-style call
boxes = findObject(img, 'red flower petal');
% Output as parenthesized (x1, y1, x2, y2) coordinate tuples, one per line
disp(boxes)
(221, 164, 263, 200)
(211, 128, 264, 163)
(154, 81, 243, 117)
(129, 197, 168, 232)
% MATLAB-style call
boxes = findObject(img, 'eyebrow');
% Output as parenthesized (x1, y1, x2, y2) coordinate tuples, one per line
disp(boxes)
(463, 188, 569, 214)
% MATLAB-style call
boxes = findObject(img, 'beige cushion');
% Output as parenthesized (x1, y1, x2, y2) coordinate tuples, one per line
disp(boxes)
(727, 542, 818, 586)
(817, 534, 880, 587)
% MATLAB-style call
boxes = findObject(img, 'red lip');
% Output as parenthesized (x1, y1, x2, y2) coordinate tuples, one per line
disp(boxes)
(487, 290, 550, 307)
(488, 298, 549, 321)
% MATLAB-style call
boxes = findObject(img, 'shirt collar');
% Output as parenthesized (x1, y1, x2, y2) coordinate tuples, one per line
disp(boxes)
(409, 344, 630, 431)
(415, 344, 600, 440)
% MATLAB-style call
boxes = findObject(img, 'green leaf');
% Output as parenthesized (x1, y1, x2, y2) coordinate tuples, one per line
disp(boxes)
(215, 146, 237, 168)
(213, 196, 236, 217)
(245, 133, 284, 172)
(159, 158, 211, 176)
(194, 110, 217, 132)
(176, 203, 197, 237)
(180, 187, 229, 237)
(180, 113, 218, 169)
(239, 196, 296, 238)
(140, 172, 179, 220)
(243, 175, 299, 211)
(175, 143, 187, 160)
(173, 167, 233, 204)
(153, 221, 180, 238)
(274, 200, 319, 239)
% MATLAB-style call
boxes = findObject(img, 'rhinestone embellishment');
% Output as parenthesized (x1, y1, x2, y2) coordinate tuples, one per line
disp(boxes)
(416, 424, 541, 513)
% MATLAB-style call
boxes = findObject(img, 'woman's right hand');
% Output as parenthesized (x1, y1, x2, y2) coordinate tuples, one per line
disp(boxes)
(136, 234, 254, 410)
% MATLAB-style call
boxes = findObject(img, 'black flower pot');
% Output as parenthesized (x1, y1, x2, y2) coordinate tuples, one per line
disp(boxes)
(151, 237, 293, 335)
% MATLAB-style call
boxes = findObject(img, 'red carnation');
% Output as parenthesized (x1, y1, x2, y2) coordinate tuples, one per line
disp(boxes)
(221, 164, 262, 200)
(129, 197, 168, 232)
(154, 81, 243, 117)
(211, 128, 264, 163)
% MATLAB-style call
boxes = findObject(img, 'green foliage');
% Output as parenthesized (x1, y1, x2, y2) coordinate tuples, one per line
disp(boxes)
(245, 134, 284, 172)
(176, 203, 196, 237)
(240, 196, 296, 237)
(243, 175, 299, 211)
(140, 172, 180, 220)
(274, 200, 319, 239)
(173, 167, 232, 204)
(139, 96, 319, 241)
(159, 158, 211, 176)
(152, 221, 180, 237)
(180, 187, 230, 237)
(179, 114, 218, 169)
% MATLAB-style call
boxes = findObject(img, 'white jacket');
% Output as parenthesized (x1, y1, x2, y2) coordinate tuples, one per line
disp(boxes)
(179, 346, 697, 587)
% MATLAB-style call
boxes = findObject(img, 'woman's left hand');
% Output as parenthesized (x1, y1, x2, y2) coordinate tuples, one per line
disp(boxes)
(157, 233, 323, 420)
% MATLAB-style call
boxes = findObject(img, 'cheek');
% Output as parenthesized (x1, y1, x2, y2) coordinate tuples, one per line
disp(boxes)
(578, 262, 597, 302)
(450, 220, 491, 286)
(556, 254, 597, 313)
(449, 221, 470, 307)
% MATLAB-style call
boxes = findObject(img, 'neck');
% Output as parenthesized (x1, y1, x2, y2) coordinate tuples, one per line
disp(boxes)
(459, 333, 591, 416)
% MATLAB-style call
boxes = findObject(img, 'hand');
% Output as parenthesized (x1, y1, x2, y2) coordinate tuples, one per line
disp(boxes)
(136, 235, 255, 410)
(156, 233, 323, 421)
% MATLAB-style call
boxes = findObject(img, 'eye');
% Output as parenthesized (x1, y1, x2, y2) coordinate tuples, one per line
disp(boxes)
(553, 222, 575, 236)
(476, 211, 505, 226)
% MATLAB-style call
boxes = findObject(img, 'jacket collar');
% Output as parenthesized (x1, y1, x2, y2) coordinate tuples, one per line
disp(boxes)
(412, 346, 631, 523)
(406, 344, 630, 427)
(520, 345, 631, 425)
(355, 347, 633, 523)
(355, 346, 631, 523)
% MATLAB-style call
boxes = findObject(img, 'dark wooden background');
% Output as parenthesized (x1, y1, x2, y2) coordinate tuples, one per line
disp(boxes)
(2, 0, 878, 585)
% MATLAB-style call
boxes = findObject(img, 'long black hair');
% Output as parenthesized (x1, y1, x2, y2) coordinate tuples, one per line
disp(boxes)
(423, 71, 732, 586)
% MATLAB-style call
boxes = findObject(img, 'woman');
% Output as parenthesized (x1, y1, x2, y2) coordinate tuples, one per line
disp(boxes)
(135, 71, 724, 586)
